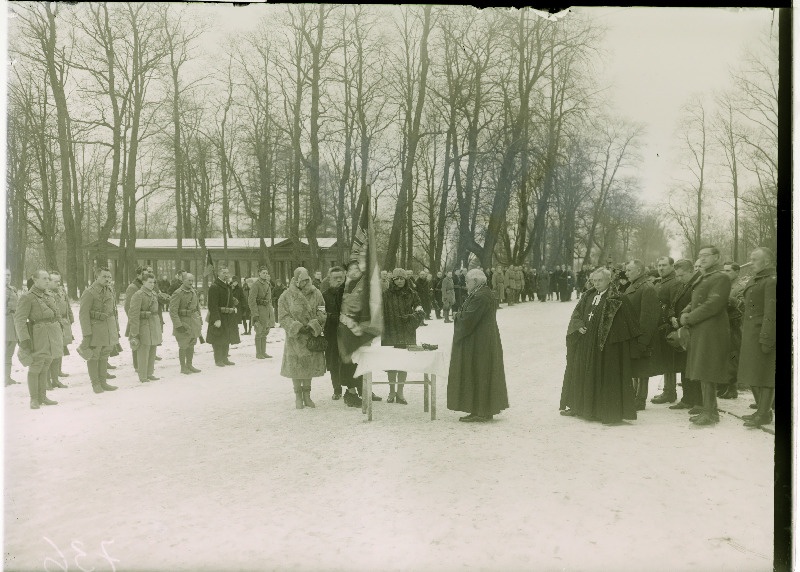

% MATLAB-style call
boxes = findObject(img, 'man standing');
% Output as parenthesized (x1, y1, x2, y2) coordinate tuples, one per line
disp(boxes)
(5, 269, 20, 386)
(78, 267, 120, 394)
(168, 271, 184, 295)
(492, 266, 506, 307)
(248, 266, 275, 360)
(323, 266, 362, 407)
(680, 246, 731, 426)
(129, 272, 163, 383)
(15, 270, 62, 409)
(416, 270, 432, 324)
(665, 259, 703, 411)
(651, 257, 682, 404)
(432, 271, 444, 319)
(47, 271, 72, 389)
(169, 272, 203, 374)
(312, 270, 323, 291)
(448, 269, 508, 422)
(124, 266, 145, 372)
(739, 248, 776, 427)
(559, 267, 640, 423)
(505, 266, 517, 306)
(442, 271, 455, 323)
(624, 259, 661, 410)
(207, 266, 239, 367)
(718, 261, 746, 399)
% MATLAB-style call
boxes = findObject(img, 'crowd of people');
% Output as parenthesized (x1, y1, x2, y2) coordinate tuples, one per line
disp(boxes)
(5, 245, 775, 430)
(558, 246, 776, 428)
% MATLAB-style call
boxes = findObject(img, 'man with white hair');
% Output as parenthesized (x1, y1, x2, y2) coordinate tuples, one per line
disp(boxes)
(448, 268, 508, 422)
(560, 267, 640, 424)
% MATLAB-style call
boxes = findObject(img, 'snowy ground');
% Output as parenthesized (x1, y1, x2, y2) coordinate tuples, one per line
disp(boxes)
(3, 297, 774, 572)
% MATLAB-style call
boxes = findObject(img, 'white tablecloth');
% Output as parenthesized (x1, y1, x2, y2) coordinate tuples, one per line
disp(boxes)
(352, 345, 450, 378)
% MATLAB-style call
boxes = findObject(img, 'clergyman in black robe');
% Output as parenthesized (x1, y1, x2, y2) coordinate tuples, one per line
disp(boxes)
(559, 269, 640, 424)
(447, 269, 509, 423)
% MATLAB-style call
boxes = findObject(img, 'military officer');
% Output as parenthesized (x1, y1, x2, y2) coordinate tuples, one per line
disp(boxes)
(248, 266, 275, 359)
(15, 270, 62, 408)
(124, 266, 145, 371)
(207, 265, 240, 367)
(129, 272, 163, 383)
(5, 269, 20, 386)
(169, 272, 202, 374)
(47, 271, 72, 389)
(78, 267, 120, 394)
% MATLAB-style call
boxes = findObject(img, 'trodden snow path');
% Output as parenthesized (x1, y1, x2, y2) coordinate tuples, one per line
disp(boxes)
(4, 298, 773, 572)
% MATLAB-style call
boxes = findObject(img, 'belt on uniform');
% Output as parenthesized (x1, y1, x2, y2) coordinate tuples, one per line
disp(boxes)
(90, 311, 110, 320)
(256, 299, 271, 306)
(178, 310, 197, 317)
(220, 307, 236, 314)
(30, 317, 58, 324)
(139, 312, 152, 319)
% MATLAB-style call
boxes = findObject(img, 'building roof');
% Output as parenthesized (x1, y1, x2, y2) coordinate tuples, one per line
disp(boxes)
(87, 237, 338, 250)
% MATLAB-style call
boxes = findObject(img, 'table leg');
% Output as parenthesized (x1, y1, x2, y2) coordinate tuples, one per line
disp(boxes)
(362, 371, 369, 414)
(365, 372, 373, 421)
(424, 373, 430, 413)
(431, 374, 437, 420)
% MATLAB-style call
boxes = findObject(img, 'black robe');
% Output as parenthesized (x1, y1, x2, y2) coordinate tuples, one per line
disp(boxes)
(559, 287, 640, 423)
(206, 277, 241, 345)
(447, 286, 509, 417)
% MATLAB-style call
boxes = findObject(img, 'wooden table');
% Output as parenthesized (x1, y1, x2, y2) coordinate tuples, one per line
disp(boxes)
(352, 345, 449, 421)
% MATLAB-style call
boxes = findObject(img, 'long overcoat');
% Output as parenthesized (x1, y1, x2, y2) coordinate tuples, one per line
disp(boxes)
(248, 279, 276, 333)
(492, 270, 506, 301)
(323, 283, 344, 371)
(79, 281, 120, 347)
(206, 277, 241, 345)
(15, 287, 63, 360)
(624, 274, 661, 377)
(681, 265, 731, 385)
(123, 279, 143, 336)
(278, 281, 327, 379)
(129, 287, 163, 347)
(652, 272, 682, 374)
(169, 285, 203, 345)
(537, 273, 550, 298)
(6, 284, 19, 343)
(447, 285, 508, 417)
(416, 276, 432, 314)
(737, 267, 776, 388)
(52, 286, 74, 346)
(381, 281, 421, 347)
(442, 275, 456, 308)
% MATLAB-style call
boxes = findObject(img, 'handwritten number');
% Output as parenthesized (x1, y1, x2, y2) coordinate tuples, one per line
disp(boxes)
(99, 540, 119, 572)
(42, 536, 68, 572)
(71, 540, 95, 572)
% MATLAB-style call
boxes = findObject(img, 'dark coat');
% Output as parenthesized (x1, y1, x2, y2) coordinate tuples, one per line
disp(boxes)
(624, 274, 661, 377)
(79, 281, 120, 347)
(681, 265, 731, 384)
(323, 283, 344, 370)
(381, 281, 421, 347)
(206, 277, 241, 345)
(560, 286, 640, 423)
(737, 268, 776, 388)
(447, 286, 508, 417)
(416, 276, 432, 313)
(652, 272, 682, 374)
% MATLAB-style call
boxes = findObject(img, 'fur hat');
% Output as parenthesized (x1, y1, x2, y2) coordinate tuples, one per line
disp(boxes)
(392, 268, 406, 279)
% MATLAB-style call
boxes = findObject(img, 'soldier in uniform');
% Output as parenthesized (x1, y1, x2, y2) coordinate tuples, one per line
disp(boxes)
(718, 261, 746, 399)
(78, 267, 120, 394)
(5, 269, 20, 386)
(651, 257, 682, 404)
(207, 266, 240, 367)
(169, 272, 203, 374)
(47, 271, 72, 389)
(129, 272, 163, 383)
(248, 266, 275, 360)
(15, 270, 62, 408)
(124, 266, 145, 371)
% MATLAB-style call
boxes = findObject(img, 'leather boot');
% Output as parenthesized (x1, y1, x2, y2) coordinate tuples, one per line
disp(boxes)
(179, 349, 191, 374)
(38, 369, 58, 406)
(98, 359, 118, 391)
(293, 379, 304, 410)
(262, 337, 272, 359)
(27, 371, 40, 409)
(88, 359, 104, 393)
(302, 380, 316, 408)
(256, 337, 266, 359)
(186, 347, 201, 373)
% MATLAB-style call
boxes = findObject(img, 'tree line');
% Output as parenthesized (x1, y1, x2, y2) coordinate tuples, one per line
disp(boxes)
(7, 4, 776, 297)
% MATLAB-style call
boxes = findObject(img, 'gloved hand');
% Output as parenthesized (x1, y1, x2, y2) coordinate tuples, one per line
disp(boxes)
(175, 325, 188, 334)
(19, 339, 32, 352)
(214, 320, 221, 328)
(299, 325, 312, 335)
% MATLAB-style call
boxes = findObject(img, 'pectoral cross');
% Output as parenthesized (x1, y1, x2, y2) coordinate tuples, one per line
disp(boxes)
(588, 311, 594, 321)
